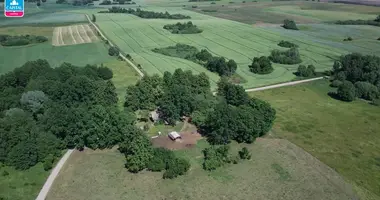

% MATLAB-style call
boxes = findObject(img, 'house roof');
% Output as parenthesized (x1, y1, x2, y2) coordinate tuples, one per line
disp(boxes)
(168, 131, 181, 139)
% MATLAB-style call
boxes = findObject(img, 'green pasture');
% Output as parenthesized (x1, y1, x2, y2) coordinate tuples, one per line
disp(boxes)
(47, 138, 357, 200)
(251, 79, 380, 200)
(93, 7, 348, 89)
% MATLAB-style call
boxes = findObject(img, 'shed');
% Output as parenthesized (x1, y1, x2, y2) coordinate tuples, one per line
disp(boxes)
(168, 131, 181, 141)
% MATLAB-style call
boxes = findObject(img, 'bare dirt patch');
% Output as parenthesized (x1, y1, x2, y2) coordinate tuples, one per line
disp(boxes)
(151, 131, 202, 150)
(52, 24, 99, 47)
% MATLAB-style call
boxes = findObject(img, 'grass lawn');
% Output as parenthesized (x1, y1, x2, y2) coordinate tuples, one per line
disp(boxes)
(104, 59, 141, 107)
(47, 138, 357, 200)
(250, 79, 380, 200)
(0, 163, 49, 200)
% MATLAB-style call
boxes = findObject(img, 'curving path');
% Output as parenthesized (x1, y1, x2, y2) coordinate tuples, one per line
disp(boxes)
(35, 149, 74, 200)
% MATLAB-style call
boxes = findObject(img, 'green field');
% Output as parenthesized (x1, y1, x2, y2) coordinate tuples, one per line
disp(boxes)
(251, 79, 380, 200)
(47, 139, 357, 200)
(90, 7, 350, 90)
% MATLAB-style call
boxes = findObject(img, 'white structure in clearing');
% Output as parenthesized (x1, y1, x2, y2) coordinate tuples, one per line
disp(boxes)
(168, 131, 181, 141)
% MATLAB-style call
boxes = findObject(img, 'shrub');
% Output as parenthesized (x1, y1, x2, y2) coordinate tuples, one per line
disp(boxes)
(43, 154, 55, 171)
(147, 148, 175, 172)
(163, 157, 190, 179)
(2, 170, 9, 176)
(238, 147, 251, 160)
(37, 2, 41, 6)
(354, 81, 379, 101)
(337, 81, 356, 102)
(330, 80, 342, 88)
(192, 5, 198, 8)
(108, 47, 119, 56)
(343, 37, 353, 41)
(92, 14, 96, 22)
(99, 0, 111, 4)
(249, 56, 273, 74)
(283, 19, 298, 30)
(278, 40, 298, 48)
(203, 145, 230, 170)
(269, 47, 302, 64)
(97, 66, 113, 80)
(296, 64, 315, 77)
(372, 98, 380, 106)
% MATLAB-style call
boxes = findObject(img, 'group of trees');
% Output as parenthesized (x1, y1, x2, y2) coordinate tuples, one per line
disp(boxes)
(99, 0, 135, 5)
(330, 53, 380, 102)
(125, 69, 214, 125)
(249, 56, 273, 74)
(336, 15, 380, 27)
(153, 44, 237, 76)
(269, 47, 302, 65)
(163, 21, 203, 34)
(202, 145, 251, 171)
(0, 35, 48, 47)
(278, 40, 298, 48)
(108, 47, 120, 56)
(199, 78, 276, 144)
(296, 64, 316, 77)
(0, 60, 137, 170)
(100, 7, 191, 19)
(92, 14, 96, 22)
(282, 19, 299, 30)
(343, 37, 353, 41)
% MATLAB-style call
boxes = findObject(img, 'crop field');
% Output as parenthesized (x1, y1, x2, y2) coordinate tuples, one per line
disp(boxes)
(190, 1, 380, 24)
(93, 7, 348, 89)
(52, 24, 99, 46)
(47, 139, 357, 200)
(251, 79, 380, 200)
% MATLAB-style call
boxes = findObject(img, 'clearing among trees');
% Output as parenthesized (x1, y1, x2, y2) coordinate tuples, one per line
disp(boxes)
(52, 24, 98, 46)
(152, 132, 202, 150)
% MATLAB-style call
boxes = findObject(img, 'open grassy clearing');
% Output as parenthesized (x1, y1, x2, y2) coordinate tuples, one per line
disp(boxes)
(0, 163, 50, 200)
(92, 7, 346, 89)
(251, 79, 380, 200)
(47, 138, 357, 200)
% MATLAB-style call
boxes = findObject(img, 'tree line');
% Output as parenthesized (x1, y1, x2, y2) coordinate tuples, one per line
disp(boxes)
(329, 53, 380, 103)
(99, 7, 191, 19)
(163, 21, 203, 34)
(153, 44, 237, 76)
(0, 35, 48, 47)
(336, 15, 380, 27)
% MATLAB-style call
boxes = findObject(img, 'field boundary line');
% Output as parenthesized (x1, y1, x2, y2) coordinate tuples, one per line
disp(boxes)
(85, 14, 144, 77)
(245, 77, 325, 92)
(68, 26, 77, 44)
(35, 149, 74, 200)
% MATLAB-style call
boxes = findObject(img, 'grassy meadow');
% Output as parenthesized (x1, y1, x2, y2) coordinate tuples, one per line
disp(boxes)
(47, 139, 357, 200)
(91, 7, 349, 90)
(251, 79, 380, 200)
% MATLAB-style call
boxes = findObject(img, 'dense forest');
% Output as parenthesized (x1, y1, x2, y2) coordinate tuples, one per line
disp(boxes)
(330, 53, 380, 102)
(163, 21, 203, 34)
(153, 44, 237, 76)
(0, 35, 48, 47)
(99, 7, 191, 19)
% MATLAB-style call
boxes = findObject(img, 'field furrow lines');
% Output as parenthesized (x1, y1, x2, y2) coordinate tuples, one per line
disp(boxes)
(74, 25, 85, 43)
(78, 25, 92, 43)
(85, 24, 97, 40)
(68, 26, 77, 44)
(59, 27, 65, 46)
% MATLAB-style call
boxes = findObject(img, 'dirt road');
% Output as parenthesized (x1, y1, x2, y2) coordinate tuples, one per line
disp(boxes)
(85, 14, 145, 77)
(35, 149, 74, 200)
(245, 77, 325, 92)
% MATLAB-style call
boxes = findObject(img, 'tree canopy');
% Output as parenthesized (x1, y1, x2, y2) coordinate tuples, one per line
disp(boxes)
(269, 47, 302, 65)
(282, 19, 298, 30)
(249, 56, 274, 74)
(163, 21, 203, 34)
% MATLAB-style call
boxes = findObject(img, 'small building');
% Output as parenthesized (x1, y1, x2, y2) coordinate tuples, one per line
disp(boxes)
(168, 131, 181, 141)
(149, 110, 159, 122)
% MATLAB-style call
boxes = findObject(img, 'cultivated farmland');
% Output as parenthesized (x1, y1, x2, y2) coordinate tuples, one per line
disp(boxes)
(52, 24, 99, 46)
(47, 139, 357, 200)
(94, 7, 346, 89)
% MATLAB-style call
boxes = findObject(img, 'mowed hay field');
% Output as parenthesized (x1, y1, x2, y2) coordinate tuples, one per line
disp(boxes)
(52, 24, 99, 46)
(0, 26, 112, 74)
(251, 79, 380, 200)
(92, 7, 347, 89)
(47, 139, 357, 200)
